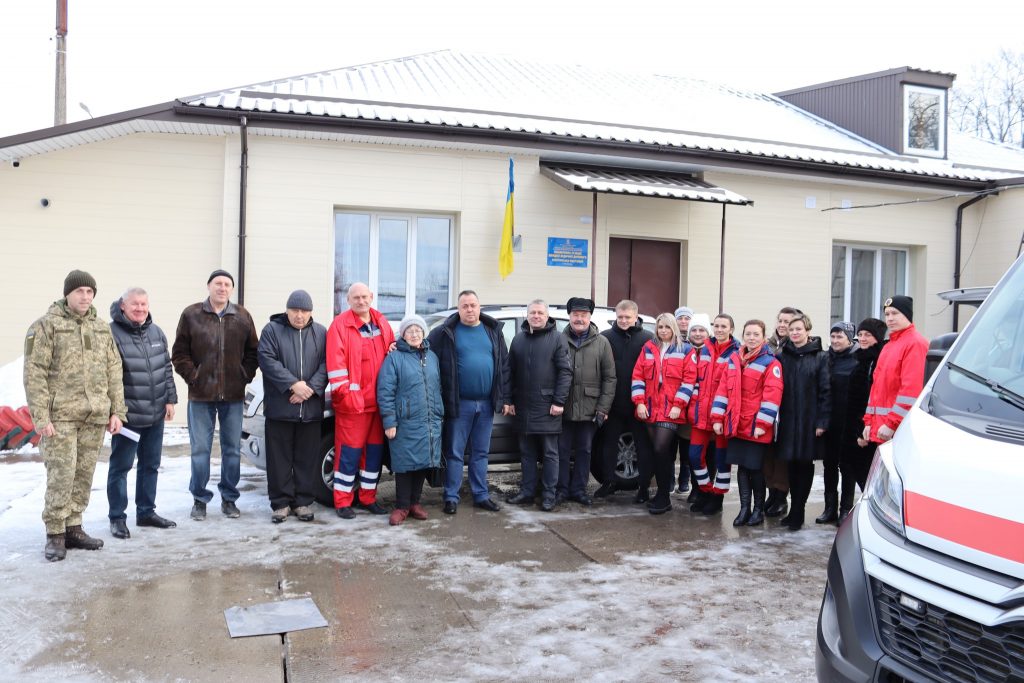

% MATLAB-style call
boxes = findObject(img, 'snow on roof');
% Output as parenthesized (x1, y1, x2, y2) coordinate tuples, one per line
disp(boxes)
(180, 50, 1024, 182)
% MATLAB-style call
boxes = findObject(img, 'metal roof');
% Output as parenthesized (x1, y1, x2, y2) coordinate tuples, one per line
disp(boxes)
(4, 51, 1024, 186)
(540, 165, 751, 205)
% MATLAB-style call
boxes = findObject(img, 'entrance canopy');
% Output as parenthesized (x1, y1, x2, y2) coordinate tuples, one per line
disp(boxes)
(540, 164, 752, 205)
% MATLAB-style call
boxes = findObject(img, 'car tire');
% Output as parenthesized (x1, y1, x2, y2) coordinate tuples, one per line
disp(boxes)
(590, 426, 640, 489)
(314, 431, 336, 507)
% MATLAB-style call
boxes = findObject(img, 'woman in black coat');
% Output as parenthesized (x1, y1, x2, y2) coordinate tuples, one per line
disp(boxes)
(838, 317, 887, 523)
(776, 313, 830, 531)
(818, 321, 857, 525)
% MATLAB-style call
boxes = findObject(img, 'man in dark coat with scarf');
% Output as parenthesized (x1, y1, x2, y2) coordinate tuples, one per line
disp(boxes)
(506, 300, 572, 511)
(257, 290, 328, 524)
(107, 287, 178, 539)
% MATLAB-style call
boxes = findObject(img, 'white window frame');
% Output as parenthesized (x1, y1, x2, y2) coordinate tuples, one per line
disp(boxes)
(832, 243, 910, 323)
(334, 210, 455, 319)
(903, 84, 946, 158)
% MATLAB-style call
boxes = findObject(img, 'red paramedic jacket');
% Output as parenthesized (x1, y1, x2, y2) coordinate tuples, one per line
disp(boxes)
(713, 343, 784, 443)
(326, 308, 395, 415)
(630, 340, 697, 424)
(863, 324, 928, 442)
(688, 337, 740, 431)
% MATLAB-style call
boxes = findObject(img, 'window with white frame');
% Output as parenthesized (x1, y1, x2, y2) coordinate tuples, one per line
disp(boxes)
(334, 211, 453, 320)
(830, 244, 908, 325)
(903, 85, 945, 157)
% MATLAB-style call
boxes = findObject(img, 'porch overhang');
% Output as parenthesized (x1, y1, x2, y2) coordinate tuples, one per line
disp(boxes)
(539, 163, 753, 205)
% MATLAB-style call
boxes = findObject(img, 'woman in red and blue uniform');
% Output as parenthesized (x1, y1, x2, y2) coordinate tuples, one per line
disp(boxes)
(631, 314, 696, 514)
(687, 313, 740, 515)
(713, 319, 783, 526)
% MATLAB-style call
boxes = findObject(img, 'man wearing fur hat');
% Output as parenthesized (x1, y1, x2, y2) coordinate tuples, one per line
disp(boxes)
(171, 269, 259, 521)
(257, 290, 327, 523)
(863, 296, 928, 444)
(24, 270, 127, 561)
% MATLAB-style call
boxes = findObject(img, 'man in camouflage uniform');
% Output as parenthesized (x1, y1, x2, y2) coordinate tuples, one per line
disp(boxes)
(24, 270, 127, 562)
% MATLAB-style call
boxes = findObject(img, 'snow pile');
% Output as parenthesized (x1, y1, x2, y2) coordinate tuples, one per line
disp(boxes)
(0, 356, 26, 408)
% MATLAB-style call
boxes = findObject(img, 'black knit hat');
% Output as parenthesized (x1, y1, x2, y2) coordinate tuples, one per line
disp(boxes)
(208, 269, 235, 285)
(883, 295, 913, 322)
(857, 318, 887, 344)
(286, 289, 313, 311)
(63, 269, 97, 297)
(566, 297, 595, 313)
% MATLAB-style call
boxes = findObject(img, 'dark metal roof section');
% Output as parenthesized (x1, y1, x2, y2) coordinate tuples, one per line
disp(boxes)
(775, 67, 956, 157)
(540, 164, 752, 205)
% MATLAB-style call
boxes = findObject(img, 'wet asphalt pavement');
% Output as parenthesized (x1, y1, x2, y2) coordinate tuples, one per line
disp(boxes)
(1, 445, 837, 682)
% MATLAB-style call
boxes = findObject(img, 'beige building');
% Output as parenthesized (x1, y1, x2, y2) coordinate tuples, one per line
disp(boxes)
(2, 52, 1023, 384)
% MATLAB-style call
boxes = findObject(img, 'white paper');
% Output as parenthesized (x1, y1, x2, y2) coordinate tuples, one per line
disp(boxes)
(118, 427, 140, 442)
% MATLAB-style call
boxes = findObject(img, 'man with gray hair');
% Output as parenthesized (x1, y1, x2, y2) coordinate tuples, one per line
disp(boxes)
(506, 300, 571, 511)
(106, 287, 179, 539)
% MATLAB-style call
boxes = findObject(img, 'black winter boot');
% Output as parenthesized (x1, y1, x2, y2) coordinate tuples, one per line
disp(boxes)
(689, 490, 708, 512)
(815, 490, 839, 524)
(748, 470, 766, 526)
(732, 468, 752, 527)
(65, 525, 104, 550)
(765, 489, 788, 518)
(701, 494, 724, 515)
(44, 533, 66, 562)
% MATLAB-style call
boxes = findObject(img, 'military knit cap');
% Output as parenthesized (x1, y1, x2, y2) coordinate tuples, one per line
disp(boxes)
(208, 269, 235, 285)
(286, 289, 313, 311)
(63, 269, 97, 296)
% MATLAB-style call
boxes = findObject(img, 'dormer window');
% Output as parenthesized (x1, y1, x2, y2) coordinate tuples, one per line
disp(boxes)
(904, 85, 945, 157)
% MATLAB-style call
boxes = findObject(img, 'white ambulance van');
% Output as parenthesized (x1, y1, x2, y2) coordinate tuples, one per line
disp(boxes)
(816, 253, 1024, 682)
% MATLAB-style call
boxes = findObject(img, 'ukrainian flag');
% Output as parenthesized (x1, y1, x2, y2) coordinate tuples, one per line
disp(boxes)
(499, 158, 515, 279)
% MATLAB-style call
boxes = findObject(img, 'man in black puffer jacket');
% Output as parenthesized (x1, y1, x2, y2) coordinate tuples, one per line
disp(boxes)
(505, 300, 571, 511)
(257, 290, 328, 524)
(595, 300, 654, 498)
(107, 287, 179, 539)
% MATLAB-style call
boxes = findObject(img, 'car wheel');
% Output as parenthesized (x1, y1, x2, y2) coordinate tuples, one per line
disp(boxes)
(314, 432, 335, 507)
(612, 431, 640, 490)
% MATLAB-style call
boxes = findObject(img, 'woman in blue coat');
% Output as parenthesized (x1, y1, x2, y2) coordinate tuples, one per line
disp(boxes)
(376, 315, 444, 525)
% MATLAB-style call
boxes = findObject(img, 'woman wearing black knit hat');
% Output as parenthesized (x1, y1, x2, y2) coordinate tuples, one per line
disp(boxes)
(837, 318, 886, 523)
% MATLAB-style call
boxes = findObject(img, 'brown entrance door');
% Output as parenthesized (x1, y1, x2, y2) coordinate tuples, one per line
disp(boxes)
(607, 237, 681, 317)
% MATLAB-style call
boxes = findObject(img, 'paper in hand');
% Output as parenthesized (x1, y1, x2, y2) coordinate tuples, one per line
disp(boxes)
(118, 427, 141, 442)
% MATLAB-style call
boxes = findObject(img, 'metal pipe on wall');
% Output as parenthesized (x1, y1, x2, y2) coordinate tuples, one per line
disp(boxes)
(591, 192, 598, 301)
(718, 203, 727, 313)
(953, 194, 985, 330)
(238, 116, 249, 305)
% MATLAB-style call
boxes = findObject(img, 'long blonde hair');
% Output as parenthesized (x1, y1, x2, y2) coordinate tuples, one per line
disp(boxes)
(654, 313, 682, 348)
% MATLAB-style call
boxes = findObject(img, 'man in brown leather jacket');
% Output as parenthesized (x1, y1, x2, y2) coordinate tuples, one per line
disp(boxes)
(171, 270, 259, 521)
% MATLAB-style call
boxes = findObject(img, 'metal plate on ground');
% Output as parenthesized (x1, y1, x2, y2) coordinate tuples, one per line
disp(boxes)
(225, 597, 328, 638)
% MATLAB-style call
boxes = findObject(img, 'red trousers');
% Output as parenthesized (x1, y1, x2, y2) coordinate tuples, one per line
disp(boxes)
(333, 411, 384, 508)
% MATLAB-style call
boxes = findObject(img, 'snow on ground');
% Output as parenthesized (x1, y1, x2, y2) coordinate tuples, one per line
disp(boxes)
(0, 450, 834, 682)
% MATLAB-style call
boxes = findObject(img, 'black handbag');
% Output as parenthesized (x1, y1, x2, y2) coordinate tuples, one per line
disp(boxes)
(426, 457, 446, 488)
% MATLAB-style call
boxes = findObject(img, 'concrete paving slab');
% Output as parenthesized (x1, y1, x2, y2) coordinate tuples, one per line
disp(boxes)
(28, 568, 285, 682)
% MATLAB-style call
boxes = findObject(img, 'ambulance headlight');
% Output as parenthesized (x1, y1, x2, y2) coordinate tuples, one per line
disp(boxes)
(864, 447, 905, 537)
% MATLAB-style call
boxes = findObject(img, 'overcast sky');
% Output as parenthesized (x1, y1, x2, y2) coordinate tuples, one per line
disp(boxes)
(2, 0, 1022, 138)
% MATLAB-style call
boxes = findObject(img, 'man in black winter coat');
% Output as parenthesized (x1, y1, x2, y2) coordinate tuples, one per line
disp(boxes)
(506, 300, 572, 511)
(257, 290, 328, 524)
(594, 300, 654, 498)
(107, 287, 179, 539)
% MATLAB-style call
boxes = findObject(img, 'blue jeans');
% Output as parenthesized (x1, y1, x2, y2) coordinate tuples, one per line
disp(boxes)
(444, 398, 494, 503)
(107, 419, 165, 520)
(519, 433, 559, 501)
(187, 401, 242, 504)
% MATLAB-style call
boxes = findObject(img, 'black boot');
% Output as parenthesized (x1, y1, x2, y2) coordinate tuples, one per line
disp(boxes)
(732, 468, 751, 527)
(701, 493, 723, 515)
(64, 525, 104, 550)
(689, 490, 708, 512)
(747, 470, 766, 526)
(786, 505, 805, 531)
(44, 533, 66, 562)
(765, 489, 788, 518)
(815, 490, 839, 524)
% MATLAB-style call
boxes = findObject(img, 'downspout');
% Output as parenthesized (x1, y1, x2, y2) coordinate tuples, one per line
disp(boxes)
(591, 192, 598, 301)
(952, 194, 985, 330)
(238, 116, 249, 306)
(718, 203, 727, 313)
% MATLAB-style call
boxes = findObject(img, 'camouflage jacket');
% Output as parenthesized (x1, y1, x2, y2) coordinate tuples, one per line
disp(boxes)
(24, 300, 128, 426)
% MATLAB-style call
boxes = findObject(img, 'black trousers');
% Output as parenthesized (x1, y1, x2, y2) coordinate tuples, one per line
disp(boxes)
(787, 460, 816, 515)
(600, 411, 652, 484)
(558, 420, 597, 498)
(265, 418, 320, 510)
(395, 469, 428, 509)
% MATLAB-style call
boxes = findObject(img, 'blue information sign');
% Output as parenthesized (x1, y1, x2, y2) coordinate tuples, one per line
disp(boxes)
(546, 238, 589, 268)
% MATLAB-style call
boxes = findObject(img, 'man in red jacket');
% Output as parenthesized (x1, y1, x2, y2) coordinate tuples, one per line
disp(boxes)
(863, 295, 928, 444)
(326, 283, 395, 518)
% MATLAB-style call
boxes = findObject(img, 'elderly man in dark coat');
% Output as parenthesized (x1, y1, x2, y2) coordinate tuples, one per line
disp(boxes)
(506, 300, 572, 511)
(257, 290, 328, 523)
